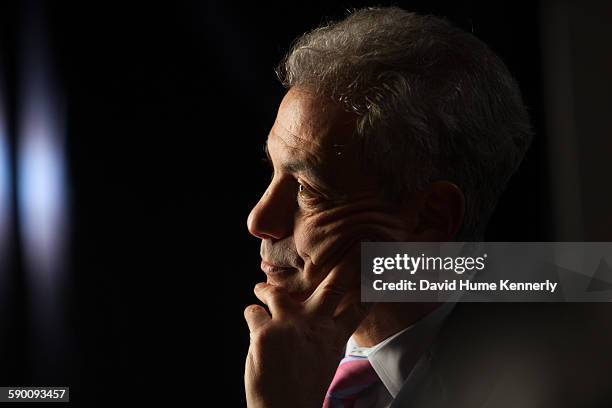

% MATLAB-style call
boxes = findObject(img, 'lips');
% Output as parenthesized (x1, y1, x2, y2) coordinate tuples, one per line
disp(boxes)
(260, 260, 296, 275)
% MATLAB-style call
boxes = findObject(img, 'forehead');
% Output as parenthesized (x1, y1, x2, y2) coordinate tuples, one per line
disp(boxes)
(268, 88, 357, 161)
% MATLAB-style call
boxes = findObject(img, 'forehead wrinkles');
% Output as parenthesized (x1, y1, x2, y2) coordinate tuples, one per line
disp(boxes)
(268, 127, 323, 171)
(269, 98, 328, 170)
(276, 87, 356, 146)
(273, 116, 324, 152)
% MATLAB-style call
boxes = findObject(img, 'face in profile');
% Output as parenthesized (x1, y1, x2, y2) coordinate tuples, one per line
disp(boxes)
(247, 87, 416, 301)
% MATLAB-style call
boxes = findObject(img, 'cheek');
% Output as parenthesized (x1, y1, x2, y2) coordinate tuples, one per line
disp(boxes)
(292, 212, 321, 263)
(292, 211, 346, 286)
(294, 205, 411, 270)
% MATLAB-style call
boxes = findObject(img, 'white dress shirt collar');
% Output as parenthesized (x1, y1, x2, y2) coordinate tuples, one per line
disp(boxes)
(345, 301, 455, 398)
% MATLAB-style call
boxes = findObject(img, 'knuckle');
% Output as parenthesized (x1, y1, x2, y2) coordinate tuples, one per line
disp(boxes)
(265, 285, 287, 300)
(266, 286, 282, 295)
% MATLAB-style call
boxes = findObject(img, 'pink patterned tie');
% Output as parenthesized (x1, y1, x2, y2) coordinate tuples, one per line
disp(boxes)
(322, 355, 380, 408)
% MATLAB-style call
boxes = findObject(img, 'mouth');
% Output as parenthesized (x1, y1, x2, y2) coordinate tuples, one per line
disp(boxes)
(260, 260, 297, 276)
(260, 260, 311, 301)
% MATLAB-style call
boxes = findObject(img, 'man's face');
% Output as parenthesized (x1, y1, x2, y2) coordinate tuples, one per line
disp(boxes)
(247, 88, 414, 300)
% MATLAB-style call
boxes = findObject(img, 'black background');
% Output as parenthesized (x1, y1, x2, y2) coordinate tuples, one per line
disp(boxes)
(0, 0, 558, 405)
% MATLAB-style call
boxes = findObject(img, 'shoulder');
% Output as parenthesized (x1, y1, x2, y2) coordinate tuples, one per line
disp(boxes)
(391, 303, 612, 408)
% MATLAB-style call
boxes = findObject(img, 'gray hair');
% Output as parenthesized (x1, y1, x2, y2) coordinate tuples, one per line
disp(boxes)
(276, 7, 533, 240)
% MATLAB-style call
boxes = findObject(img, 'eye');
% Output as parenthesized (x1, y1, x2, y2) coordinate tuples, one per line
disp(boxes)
(296, 180, 333, 210)
(297, 181, 317, 203)
(297, 182, 307, 197)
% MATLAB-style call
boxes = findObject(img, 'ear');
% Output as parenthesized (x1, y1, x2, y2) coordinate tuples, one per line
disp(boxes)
(412, 181, 465, 241)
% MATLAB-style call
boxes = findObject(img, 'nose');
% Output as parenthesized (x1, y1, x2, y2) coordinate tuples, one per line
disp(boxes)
(247, 180, 295, 241)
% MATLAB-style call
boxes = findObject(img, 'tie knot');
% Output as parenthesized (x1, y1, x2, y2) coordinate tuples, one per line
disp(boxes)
(323, 356, 380, 408)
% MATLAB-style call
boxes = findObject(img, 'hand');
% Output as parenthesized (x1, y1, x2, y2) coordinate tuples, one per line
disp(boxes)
(244, 245, 370, 408)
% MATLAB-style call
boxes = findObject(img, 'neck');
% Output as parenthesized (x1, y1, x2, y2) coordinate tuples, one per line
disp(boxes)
(352, 302, 441, 347)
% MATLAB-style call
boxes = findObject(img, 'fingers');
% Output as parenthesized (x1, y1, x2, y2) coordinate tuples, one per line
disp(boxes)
(244, 304, 271, 332)
(305, 243, 361, 316)
(306, 223, 402, 270)
(306, 277, 348, 317)
(253, 282, 295, 317)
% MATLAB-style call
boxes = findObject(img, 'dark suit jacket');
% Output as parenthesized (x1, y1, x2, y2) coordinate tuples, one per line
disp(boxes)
(390, 303, 612, 408)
